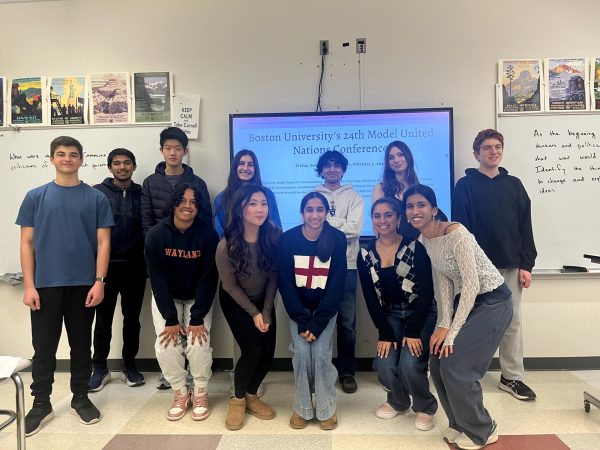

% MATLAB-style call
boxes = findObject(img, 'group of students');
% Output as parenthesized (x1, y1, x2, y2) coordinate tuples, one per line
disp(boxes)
(17, 125, 537, 450)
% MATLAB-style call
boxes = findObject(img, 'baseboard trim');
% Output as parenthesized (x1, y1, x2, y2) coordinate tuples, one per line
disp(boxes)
(48, 356, 600, 372)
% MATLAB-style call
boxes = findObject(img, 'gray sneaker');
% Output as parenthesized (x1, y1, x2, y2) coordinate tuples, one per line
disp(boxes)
(156, 373, 171, 390)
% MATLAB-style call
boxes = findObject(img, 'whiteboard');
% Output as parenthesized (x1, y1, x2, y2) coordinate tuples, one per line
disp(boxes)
(0, 125, 167, 274)
(496, 112, 600, 269)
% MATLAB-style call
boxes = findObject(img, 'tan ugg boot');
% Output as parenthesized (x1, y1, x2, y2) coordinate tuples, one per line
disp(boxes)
(290, 411, 308, 429)
(319, 411, 338, 430)
(245, 393, 275, 419)
(225, 397, 246, 430)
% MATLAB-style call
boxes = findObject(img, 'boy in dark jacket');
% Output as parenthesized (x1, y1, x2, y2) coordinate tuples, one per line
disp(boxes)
(141, 127, 212, 233)
(141, 126, 212, 389)
(452, 128, 537, 401)
(90, 148, 147, 391)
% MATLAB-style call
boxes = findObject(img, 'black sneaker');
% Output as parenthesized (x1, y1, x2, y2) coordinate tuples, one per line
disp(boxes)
(89, 367, 111, 392)
(25, 402, 54, 436)
(339, 375, 358, 393)
(498, 375, 537, 400)
(122, 367, 145, 387)
(71, 395, 102, 424)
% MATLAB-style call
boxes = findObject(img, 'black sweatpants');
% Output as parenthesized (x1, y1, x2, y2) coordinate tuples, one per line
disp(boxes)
(92, 260, 147, 369)
(219, 286, 276, 399)
(31, 286, 95, 401)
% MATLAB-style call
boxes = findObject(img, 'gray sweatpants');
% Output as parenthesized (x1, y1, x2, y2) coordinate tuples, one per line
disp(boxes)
(430, 284, 512, 446)
(498, 268, 524, 381)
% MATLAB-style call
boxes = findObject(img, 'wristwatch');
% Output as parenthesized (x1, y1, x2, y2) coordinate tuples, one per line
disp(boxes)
(95, 276, 107, 283)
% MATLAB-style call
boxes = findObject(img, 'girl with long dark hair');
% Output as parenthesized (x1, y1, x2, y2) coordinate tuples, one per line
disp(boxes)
(214, 149, 281, 237)
(216, 184, 282, 430)
(357, 197, 438, 431)
(372, 141, 420, 203)
(404, 184, 512, 450)
(277, 192, 347, 431)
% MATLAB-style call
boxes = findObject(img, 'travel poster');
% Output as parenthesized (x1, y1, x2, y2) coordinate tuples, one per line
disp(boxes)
(545, 57, 588, 111)
(0, 78, 5, 127)
(499, 59, 542, 112)
(49, 76, 87, 125)
(593, 57, 600, 110)
(133, 71, 172, 123)
(10, 76, 45, 125)
(89, 72, 130, 124)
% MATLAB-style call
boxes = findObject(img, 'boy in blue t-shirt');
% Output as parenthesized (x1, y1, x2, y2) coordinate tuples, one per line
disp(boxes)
(16, 136, 114, 436)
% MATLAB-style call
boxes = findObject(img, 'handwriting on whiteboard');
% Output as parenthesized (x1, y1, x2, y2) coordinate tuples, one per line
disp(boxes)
(532, 128, 600, 194)
(5, 152, 108, 171)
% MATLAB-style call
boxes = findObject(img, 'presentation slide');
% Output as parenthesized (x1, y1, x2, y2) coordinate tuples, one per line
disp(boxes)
(230, 109, 453, 236)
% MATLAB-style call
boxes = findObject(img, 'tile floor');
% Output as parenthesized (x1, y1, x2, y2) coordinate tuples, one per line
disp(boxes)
(1, 370, 599, 449)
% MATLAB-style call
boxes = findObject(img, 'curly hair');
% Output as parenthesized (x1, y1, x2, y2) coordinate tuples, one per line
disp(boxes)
(224, 184, 281, 276)
(381, 141, 419, 198)
(472, 129, 504, 153)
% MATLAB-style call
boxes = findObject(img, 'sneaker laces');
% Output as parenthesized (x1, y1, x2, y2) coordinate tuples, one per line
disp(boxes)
(505, 379, 523, 390)
(193, 389, 208, 411)
(170, 389, 190, 411)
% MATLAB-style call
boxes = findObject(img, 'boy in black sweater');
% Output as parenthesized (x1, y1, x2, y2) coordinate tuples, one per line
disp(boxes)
(90, 148, 147, 392)
(452, 128, 537, 401)
(145, 183, 218, 421)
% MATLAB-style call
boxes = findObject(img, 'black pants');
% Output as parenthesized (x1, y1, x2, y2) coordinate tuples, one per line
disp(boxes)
(92, 260, 147, 369)
(219, 286, 276, 399)
(31, 286, 95, 401)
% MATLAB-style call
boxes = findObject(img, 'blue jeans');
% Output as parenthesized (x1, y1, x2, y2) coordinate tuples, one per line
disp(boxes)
(336, 269, 357, 376)
(289, 315, 338, 421)
(373, 304, 438, 414)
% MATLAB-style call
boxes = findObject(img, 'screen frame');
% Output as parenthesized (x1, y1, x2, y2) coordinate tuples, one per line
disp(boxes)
(229, 107, 455, 238)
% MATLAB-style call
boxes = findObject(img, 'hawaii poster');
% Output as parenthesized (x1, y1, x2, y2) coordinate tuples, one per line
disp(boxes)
(10, 76, 46, 125)
(499, 60, 542, 112)
(49, 76, 87, 125)
(89, 72, 131, 124)
(133, 71, 172, 123)
(545, 57, 588, 111)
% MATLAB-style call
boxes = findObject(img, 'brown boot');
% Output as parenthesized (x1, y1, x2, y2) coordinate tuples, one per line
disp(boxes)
(319, 412, 338, 430)
(290, 411, 308, 429)
(225, 397, 246, 430)
(245, 393, 275, 420)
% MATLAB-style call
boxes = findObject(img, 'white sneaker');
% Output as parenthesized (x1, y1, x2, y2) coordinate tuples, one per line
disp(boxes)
(415, 412, 434, 431)
(444, 427, 461, 443)
(166, 388, 190, 421)
(191, 387, 210, 421)
(375, 402, 406, 419)
(454, 423, 498, 450)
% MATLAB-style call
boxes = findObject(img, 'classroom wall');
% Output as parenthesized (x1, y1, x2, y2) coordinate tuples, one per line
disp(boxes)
(1, 0, 599, 364)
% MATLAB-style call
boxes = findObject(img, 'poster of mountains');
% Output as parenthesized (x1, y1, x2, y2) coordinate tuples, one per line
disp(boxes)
(499, 60, 542, 112)
(89, 72, 131, 124)
(49, 76, 87, 125)
(545, 57, 588, 111)
(10, 76, 46, 125)
(133, 71, 172, 123)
